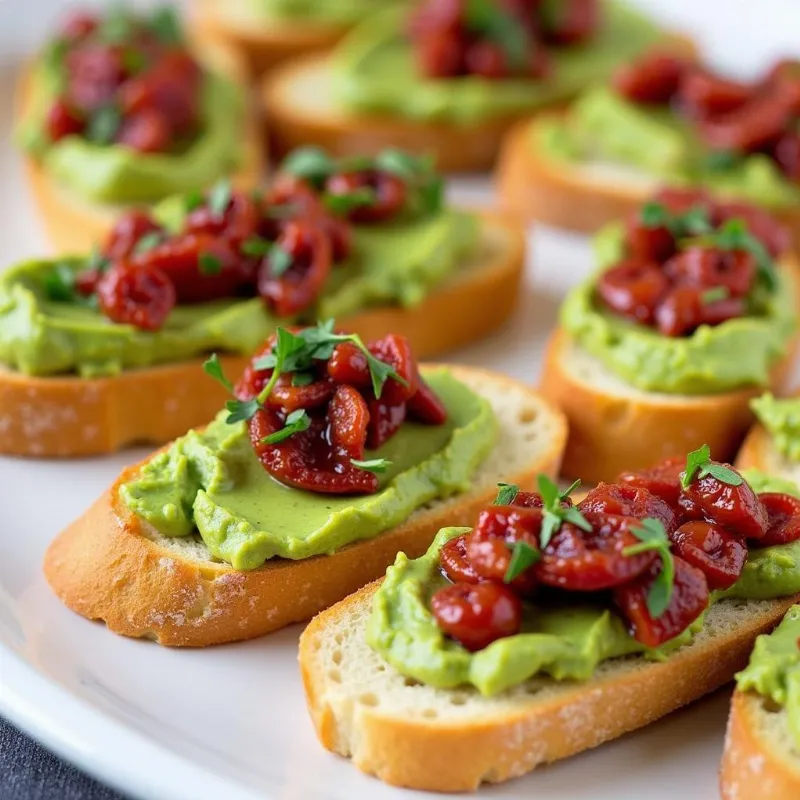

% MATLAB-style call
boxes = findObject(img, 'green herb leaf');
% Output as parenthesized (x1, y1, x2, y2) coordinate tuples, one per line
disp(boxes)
(705, 150, 739, 171)
(539, 514, 560, 551)
(419, 175, 445, 215)
(43, 263, 77, 302)
(375, 149, 427, 181)
(291, 371, 314, 387)
(241, 237, 273, 257)
(261, 409, 311, 445)
(705, 463, 744, 485)
(503, 540, 541, 584)
(268, 245, 293, 278)
(494, 482, 520, 505)
(465, 0, 529, 70)
(150, 5, 183, 44)
(207, 179, 232, 217)
(563, 505, 593, 532)
(121, 47, 148, 76)
(184, 189, 204, 213)
(712, 218, 778, 292)
(202, 353, 233, 392)
(198, 252, 222, 275)
(623, 517, 674, 618)
(537, 474, 589, 548)
(225, 397, 262, 425)
(133, 231, 164, 256)
(86, 106, 121, 145)
(98, 6, 133, 43)
(351, 458, 393, 473)
(701, 286, 730, 305)
(640, 201, 670, 229)
(86, 246, 111, 274)
(280, 147, 335, 185)
(323, 187, 377, 216)
(678, 206, 713, 236)
(680, 443, 743, 488)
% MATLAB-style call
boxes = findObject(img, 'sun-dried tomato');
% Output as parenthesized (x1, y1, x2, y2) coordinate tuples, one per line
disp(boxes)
(758, 493, 800, 547)
(664, 248, 755, 298)
(596, 258, 668, 325)
(618, 457, 686, 509)
(46, 100, 85, 142)
(677, 69, 751, 119)
(440, 534, 482, 584)
(103, 210, 164, 262)
(579, 483, 678, 534)
(431, 582, 522, 652)
(96, 263, 175, 331)
(325, 170, 408, 224)
(615, 556, 709, 648)
(613, 51, 686, 104)
(670, 520, 747, 589)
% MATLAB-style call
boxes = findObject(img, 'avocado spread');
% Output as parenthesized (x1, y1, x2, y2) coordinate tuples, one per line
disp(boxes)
(736, 604, 800, 749)
(536, 87, 800, 210)
(20, 53, 244, 205)
(332, 3, 663, 124)
(121, 369, 496, 569)
(0, 209, 476, 378)
(560, 224, 797, 394)
(369, 475, 800, 696)
(752, 394, 800, 463)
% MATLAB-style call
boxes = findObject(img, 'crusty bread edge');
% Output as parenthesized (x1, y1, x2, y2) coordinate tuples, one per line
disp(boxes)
(299, 582, 798, 792)
(0, 210, 524, 457)
(16, 34, 265, 254)
(720, 691, 800, 800)
(540, 316, 799, 484)
(495, 114, 800, 250)
(43, 365, 566, 646)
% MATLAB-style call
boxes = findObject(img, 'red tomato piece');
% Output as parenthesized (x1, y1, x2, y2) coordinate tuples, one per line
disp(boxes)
(115, 109, 171, 153)
(712, 201, 791, 258)
(60, 12, 99, 41)
(464, 41, 509, 79)
(613, 52, 686, 104)
(415, 31, 465, 78)
(45, 100, 84, 142)
(625, 216, 675, 263)
(699, 95, 794, 153)
(65, 44, 127, 111)
(406, 367, 448, 425)
(431, 582, 522, 652)
(440, 534, 482, 584)
(663, 247, 755, 298)
(774, 131, 800, 183)
(618, 457, 685, 509)
(596, 258, 669, 324)
(677, 69, 752, 119)
(759, 493, 800, 547)
(325, 170, 408, 224)
(262, 373, 335, 414)
(654, 286, 705, 337)
(328, 384, 370, 459)
(184, 191, 260, 247)
(541, 0, 599, 46)
(670, 520, 747, 589)
(614, 556, 709, 648)
(97, 264, 175, 331)
(327, 342, 371, 387)
(103, 210, 163, 262)
(579, 483, 678, 534)
(535, 513, 658, 591)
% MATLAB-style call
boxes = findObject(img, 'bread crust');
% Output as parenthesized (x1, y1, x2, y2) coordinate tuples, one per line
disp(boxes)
(540, 326, 798, 484)
(0, 211, 524, 457)
(496, 115, 800, 250)
(191, 0, 350, 77)
(300, 583, 798, 792)
(736, 419, 779, 473)
(17, 35, 265, 254)
(42, 366, 567, 646)
(720, 691, 800, 800)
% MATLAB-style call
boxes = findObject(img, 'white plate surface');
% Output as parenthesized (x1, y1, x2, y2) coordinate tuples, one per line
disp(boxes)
(2, 2, 800, 798)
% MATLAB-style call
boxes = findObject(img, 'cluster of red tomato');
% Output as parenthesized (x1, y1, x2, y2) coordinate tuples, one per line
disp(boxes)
(234, 331, 447, 494)
(408, 0, 598, 80)
(596, 187, 789, 337)
(70, 166, 412, 331)
(45, 10, 202, 154)
(614, 53, 800, 182)
(431, 456, 800, 652)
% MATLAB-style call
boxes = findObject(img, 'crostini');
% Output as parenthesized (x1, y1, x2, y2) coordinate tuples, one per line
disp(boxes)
(300, 453, 800, 791)
(264, 0, 691, 171)
(44, 322, 567, 645)
(720, 604, 800, 800)
(540, 189, 798, 484)
(0, 147, 524, 457)
(16, 5, 263, 253)
(497, 51, 800, 246)
(191, 0, 411, 78)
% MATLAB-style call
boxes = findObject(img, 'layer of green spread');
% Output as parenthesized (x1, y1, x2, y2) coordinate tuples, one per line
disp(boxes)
(560, 224, 797, 394)
(369, 474, 800, 696)
(332, 3, 663, 124)
(121, 369, 496, 569)
(236, 0, 406, 24)
(752, 394, 800, 463)
(19, 54, 244, 205)
(0, 209, 476, 378)
(535, 86, 800, 210)
(736, 604, 800, 749)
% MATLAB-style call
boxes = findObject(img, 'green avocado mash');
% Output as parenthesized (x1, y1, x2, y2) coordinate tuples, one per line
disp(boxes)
(752, 394, 800, 463)
(332, 3, 663, 124)
(0, 209, 476, 378)
(736, 605, 800, 749)
(121, 369, 496, 570)
(19, 49, 244, 205)
(236, 0, 405, 24)
(369, 474, 800, 696)
(560, 225, 797, 394)
(536, 87, 800, 210)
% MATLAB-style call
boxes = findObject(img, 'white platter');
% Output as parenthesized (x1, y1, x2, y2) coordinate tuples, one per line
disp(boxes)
(1, 2, 800, 798)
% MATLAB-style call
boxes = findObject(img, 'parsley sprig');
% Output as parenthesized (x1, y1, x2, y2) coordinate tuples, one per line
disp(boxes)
(493, 482, 520, 505)
(261, 409, 311, 445)
(504, 541, 541, 584)
(622, 518, 675, 618)
(538, 475, 589, 549)
(680, 444, 743, 490)
(640, 202, 713, 238)
(464, 0, 530, 71)
(352, 458, 393, 473)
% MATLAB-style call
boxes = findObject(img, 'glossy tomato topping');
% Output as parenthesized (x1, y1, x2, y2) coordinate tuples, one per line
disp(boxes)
(670, 520, 747, 590)
(440, 534, 482, 584)
(759, 493, 800, 547)
(579, 483, 678, 534)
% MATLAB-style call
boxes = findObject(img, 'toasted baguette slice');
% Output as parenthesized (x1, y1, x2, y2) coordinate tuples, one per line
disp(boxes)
(191, 0, 351, 78)
(43, 366, 566, 646)
(496, 115, 800, 250)
(300, 583, 798, 792)
(720, 690, 800, 800)
(736, 406, 800, 481)
(540, 328, 797, 484)
(17, 35, 264, 254)
(0, 211, 523, 457)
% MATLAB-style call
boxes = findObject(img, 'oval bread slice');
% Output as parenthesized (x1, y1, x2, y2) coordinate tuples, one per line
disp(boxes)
(43, 366, 567, 646)
(0, 210, 524, 457)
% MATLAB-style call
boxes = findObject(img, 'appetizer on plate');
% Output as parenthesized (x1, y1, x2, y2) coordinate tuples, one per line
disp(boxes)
(264, 0, 690, 171)
(192, 0, 412, 77)
(43, 322, 567, 646)
(16, 5, 262, 252)
(721, 604, 800, 800)
(540, 189, 798, 483)
(498, 52, 800, 244)
(0, 148, 524, 457)
(300, 454, 800, 791)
